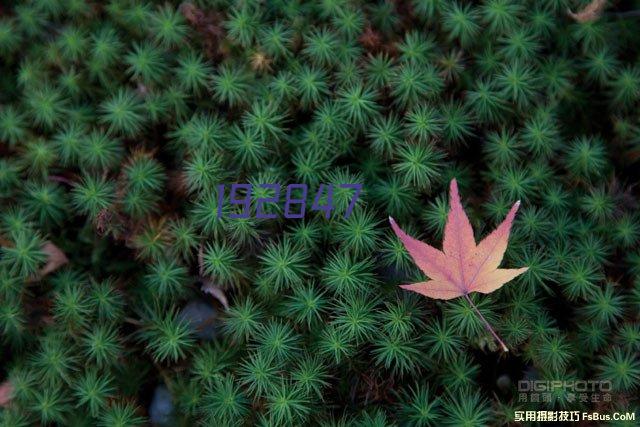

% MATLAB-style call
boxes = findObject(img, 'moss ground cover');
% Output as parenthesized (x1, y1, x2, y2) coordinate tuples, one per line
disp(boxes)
(1, 0, 640, 425)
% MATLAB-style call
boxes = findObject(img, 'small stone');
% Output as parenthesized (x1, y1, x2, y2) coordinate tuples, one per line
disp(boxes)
(178, 300, 219, 340)
(497, 374, 511, 393)
(149, 385, 174, 427)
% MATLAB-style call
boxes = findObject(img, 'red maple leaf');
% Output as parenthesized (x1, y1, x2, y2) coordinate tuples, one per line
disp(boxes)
(389, 178, 528, 351)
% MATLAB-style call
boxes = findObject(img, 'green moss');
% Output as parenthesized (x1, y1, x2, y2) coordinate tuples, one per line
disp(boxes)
(0, 0, 639, 425)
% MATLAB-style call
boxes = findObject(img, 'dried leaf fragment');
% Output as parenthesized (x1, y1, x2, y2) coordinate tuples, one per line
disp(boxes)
(568, 0, 608, 23)
(28, 241, 69, 282)
(200, 280, 229, 310)
(0, 381, 13, 407)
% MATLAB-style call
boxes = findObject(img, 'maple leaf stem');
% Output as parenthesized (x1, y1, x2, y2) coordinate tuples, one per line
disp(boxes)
(463, 293, 509, 353)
